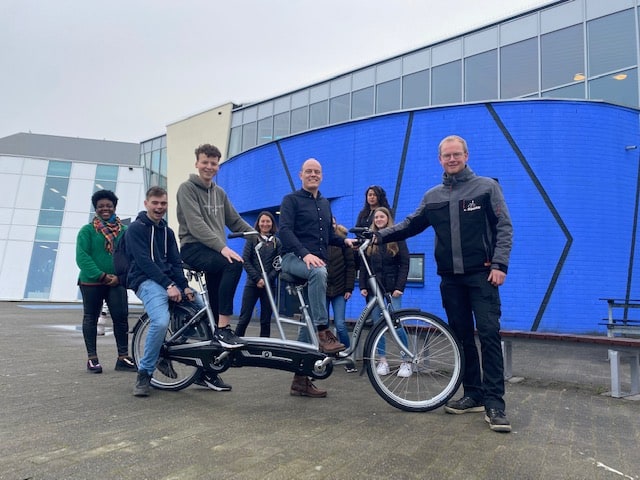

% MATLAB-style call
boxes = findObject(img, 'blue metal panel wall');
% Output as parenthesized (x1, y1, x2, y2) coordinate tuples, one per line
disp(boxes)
(218, 99, 640, 334)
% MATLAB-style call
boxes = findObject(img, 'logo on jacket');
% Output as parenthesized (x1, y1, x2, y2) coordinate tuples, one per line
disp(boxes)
(462, 199, 482, 212)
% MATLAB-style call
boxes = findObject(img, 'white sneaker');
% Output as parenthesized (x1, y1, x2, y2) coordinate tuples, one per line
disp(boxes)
(376, 361, 389, 376)
(397, 362, 412, 377)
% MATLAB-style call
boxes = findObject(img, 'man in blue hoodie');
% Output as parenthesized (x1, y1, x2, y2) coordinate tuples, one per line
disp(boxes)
(128, 186, 198, 397)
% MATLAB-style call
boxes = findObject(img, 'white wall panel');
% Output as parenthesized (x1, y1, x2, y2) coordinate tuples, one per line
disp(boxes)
(11, 209, 39, 226)
(0, 156, 23, 173)
(50, 242, 80, 301)
(22, 158, 48, 175)
(60, 225, 82, 244)
(71, 162, 96, 180)
(66, 178, 95, 214)
(0, 240, 31, 300)
(64, 211, 90, 230)
(0, 174, 21, 208)
(8, 224, 36, 241)
(16, 175, 45, 209)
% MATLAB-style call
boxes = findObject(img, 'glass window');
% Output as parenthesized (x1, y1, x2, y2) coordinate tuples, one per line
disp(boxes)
(408, 254, 424, 283)
(38, 210, 63, 226)
(402, 70, 430, 109)
(541, 25, 584, 90)
(228, 127, 241, 157)
(35, 226, 60, 242)
(309, 101, 328, 129)
(464, 50, 498, 101)
(353, 67, 375, 90)
(151, 150, 161, 172)
(94, 180, 116, 192)
(589, 67, 638, 108)
(258, 102, 273, 119)
(241, 122, 257, 151)
(351, 87, 374, 119)
(160, 148, 167, 176)
(376, 58, 401, 83)
(274, 96, 291, 113)
(143, 152, 151, 169)
(291, 90, 308, 109)
(151, 137, 161, 151)
(95, 164, 118, 181)
(329, 94, 350, 124)
(290, 107, 308, 134)
(47, 161, 71, 177)
(274, 112, 290, 139)
(330, 76, 351, 97)
(500, 37, 538, 98)
(257, 117, 273, 145)
(42, 177, 69, 210)
(24, 241, 58, 299)
(310, 83, 329, 103)
(588, 9, 637, 77)
(432, 60, 462, 105)
(243, 107, 258, 123)
(376, 78, 400, 113)
(541, 82, 586, 99)
(403, 49, 430, 75)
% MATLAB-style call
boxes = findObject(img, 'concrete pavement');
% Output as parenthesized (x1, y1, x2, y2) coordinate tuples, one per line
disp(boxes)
(1, 301, 639, 480)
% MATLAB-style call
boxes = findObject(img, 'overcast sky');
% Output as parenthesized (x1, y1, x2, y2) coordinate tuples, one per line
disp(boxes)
(1, 0, 547, 144)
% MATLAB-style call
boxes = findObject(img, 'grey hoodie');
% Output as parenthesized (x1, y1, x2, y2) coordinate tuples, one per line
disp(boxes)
(176, 174, 252, 252)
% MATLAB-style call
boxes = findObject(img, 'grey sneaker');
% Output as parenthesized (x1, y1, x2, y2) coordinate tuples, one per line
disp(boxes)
(485, 408, 512, 433)
(444, 396, 485, 414)
(133, 372, 152, 397)
(214, 326, 245, 349)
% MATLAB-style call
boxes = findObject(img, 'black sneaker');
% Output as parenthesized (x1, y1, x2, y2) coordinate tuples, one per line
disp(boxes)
(115, 356, 137, 372)
(214, 326, 245, 349)
(87, 358, 103, 374)
(133, 372, 152, 397)
(195, 373, 232, 391)
(444, 396, 485, 414)
(156, 358, 177, 379)
(485, 408, 512, 433)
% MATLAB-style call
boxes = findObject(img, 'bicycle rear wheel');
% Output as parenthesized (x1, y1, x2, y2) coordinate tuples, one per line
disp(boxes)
(363, 311, 463, 412)
(131, 303, 207, 391)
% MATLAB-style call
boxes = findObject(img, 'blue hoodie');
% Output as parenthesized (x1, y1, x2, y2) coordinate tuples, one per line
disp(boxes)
(126, 210, 188, 292)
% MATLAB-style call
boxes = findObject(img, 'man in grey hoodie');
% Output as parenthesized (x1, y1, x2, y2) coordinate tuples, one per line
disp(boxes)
(177, 144, 254, 390)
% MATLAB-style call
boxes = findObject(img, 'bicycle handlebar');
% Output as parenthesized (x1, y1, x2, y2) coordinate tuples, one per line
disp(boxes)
(228, 231, 259, 239)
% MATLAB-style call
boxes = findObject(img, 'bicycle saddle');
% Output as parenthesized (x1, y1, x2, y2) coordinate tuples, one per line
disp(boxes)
(279, 272, 307, 286)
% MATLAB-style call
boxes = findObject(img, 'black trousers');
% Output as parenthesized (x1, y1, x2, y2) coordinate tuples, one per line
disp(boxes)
(440, 271, 506, 410)
(79, 284, 129, 358)
(236, 284, 273, 337)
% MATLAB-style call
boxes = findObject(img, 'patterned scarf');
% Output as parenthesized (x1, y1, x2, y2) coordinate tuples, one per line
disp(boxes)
(93, 215, 122, 254)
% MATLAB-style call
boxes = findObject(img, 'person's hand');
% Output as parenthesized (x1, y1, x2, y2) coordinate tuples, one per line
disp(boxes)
(344, 291, 352, 301)
(256, 279, 265, 288)
(183, 287, 195, 302)
(488, 269, 506, 287)
(104, 274, 119, 286)
(167, 284, 182, 302)
(302, 253, 325, 269)
(221, 246, 243, 263)
(360, 289, 368, 298)
(344, 238, 357, 249)
(392, 290, 403, 298)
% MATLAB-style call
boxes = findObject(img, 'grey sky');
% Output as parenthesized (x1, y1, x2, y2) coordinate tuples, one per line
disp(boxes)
(1, 0, 546, 143)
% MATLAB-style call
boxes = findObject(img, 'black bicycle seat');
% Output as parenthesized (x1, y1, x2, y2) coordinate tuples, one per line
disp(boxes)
(279, 272, 307, 286)
(181, 263, 204, 274)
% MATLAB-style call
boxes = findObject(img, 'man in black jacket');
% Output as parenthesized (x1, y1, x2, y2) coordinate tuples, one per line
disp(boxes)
(376, 135, 513, 432)
(279, 158, 355, 397)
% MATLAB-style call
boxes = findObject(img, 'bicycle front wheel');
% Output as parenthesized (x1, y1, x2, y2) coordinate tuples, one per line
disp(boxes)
(363, 311, 463, 412)
(131, 303, 205, 391)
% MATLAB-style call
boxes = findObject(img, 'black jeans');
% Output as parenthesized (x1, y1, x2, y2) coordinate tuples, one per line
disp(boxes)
(181, 242, 243, 322)
(236, 284, 273, 337)
(79, 284, 129, 358)
(440, 271, 505, 410)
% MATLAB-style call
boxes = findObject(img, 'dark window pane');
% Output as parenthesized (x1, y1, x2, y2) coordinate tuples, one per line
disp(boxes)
(94, 180, 116, 192)
(500, 38, 538, 98)
(542, 82, 585, 99)
(309, 101, 328, 129)
(588, 10, 636, 77)
(160, 149, 167, 176)
(228, 127, 241, 156)
(242, 122, 257, 151)
(376, 78, 400, 113)
(257, 117, 273, 145)
(42, 177, 69, 210)
(465, 50, 497, 101)
(541, 24, 584, 90)
(352, 87, 374, 118)
(151, 150, 160, 172)
(37, 209, 63, 226)
(24, 241, 58, 299)
(274, 112, 290, 139)
(589, 68, 638, 108)
(432, 60, 461, 105)
(402, 69, 429, 109)
(329, 94, 350, 124)
(290, 107, 308, 134)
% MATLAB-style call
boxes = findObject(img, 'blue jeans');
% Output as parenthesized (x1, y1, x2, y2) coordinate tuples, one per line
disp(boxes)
(136, 279, 204, 375)
(327, 294, 350, 347)
(368, 295, 408, 357)
(281, 253, 328, 343)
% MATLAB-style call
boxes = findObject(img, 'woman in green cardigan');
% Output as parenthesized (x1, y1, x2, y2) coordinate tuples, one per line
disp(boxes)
(76, 190, 135, 374)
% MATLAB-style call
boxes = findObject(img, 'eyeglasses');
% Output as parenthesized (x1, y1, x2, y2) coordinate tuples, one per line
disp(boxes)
(440, 152, 466, 160)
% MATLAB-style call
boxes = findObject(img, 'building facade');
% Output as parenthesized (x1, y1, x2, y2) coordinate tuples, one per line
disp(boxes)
(0, 133, 146, 301)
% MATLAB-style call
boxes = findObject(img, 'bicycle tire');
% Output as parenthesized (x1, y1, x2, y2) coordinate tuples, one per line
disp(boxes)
(131, 303, 209, 391)
(363, 310, 463, 412)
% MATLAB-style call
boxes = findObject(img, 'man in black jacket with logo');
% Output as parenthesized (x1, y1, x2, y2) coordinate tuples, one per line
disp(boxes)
(376, 135, 513, 432)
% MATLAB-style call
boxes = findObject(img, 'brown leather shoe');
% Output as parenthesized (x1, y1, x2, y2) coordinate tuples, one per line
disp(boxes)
(318, 329, 346, 354)
(290, 374, 327, 398)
